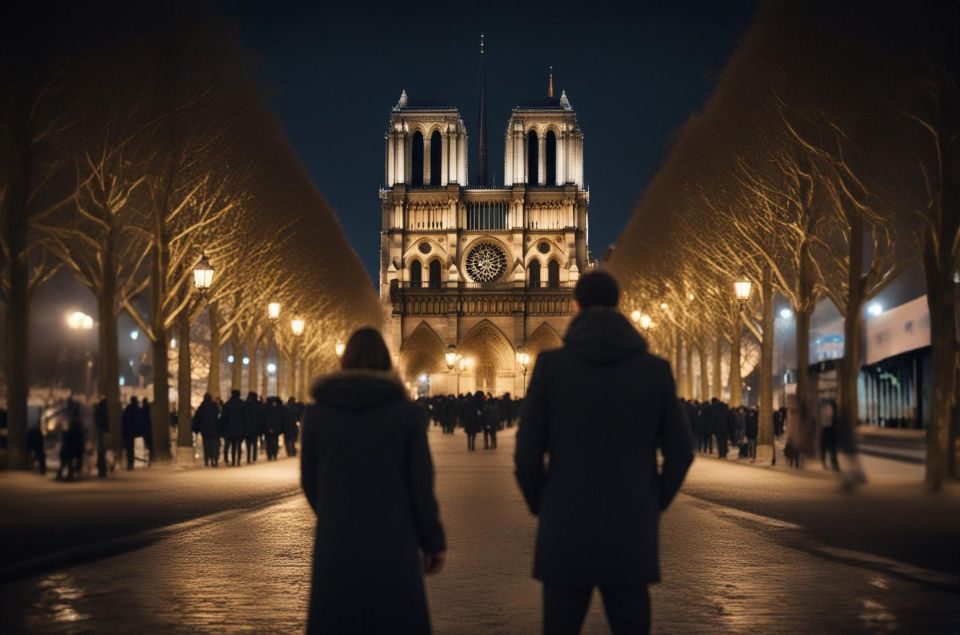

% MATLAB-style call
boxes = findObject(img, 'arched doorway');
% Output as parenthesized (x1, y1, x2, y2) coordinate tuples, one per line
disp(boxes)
(460, 320, 516, 396)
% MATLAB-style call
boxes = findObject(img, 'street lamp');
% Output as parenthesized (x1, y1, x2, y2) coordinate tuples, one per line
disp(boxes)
(516, 347, 530, 395)
(445, 345, 457, 371)
(335, 341, 345, 359)
(639, 314, 653, 330)
(66, 311, 94, 330)
(291, 318, 305, 336)
(734, 272, 753, 308)
(193, 253, 214, 297)
(268, 302, 281, 321)
(630, 309, 642, 324)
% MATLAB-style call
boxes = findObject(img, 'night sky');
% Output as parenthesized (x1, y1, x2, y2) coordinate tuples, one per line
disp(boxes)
(223, 1, 756, 281)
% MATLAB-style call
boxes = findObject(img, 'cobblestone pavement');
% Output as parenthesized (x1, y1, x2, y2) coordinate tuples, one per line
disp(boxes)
(1, 427, 958, 634)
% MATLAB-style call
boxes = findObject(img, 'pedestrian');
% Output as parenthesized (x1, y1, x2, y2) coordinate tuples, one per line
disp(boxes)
(193, 393, 220, 467)
(515, 271, 693, 635)
(122, 396, 139, 470)
(94, 396, 109, 477)
(243, 392, 262, 464)
(220, 389, 245, 466)
(819, 398, 840, 472)
(712, 399, 730, 459)
(745, 407, 759, 461)
(462, 393, 482, 451)
(482, 394, 499, 450)
(301, 327, 445, 634)
(263, 397, 283, 460)
(27, 420, 46, 475)
(284, 396, 300, 457)
(139, 398, 153, 464)
(56, 397, 86, 481)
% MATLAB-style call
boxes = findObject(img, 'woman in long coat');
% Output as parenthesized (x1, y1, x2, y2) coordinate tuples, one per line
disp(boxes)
(301, 327, 446, 634)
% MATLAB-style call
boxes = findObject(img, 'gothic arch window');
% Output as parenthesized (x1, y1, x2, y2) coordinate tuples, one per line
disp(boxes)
(411, 131, 424, 187)
(528, 259, 541, 288)
(527, 130, 539, 186)
(429, 259, 442, 289)
(429, 130, 442, 186)
(545, 130, 557, 186)
(548, 259, 560, 288)
(410, 260, 422, 288)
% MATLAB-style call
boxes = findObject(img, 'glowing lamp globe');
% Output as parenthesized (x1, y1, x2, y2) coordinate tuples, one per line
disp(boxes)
(193, 254, 214, 295)
(734, 275, 753, 303)
(445, 345, 457, 370)
(639, 314, 653, 330)
(630, 310, 642, 323)
(268, 302, 281, 321)
(291, 318, 305, 336)
(335, 341, 346, 359)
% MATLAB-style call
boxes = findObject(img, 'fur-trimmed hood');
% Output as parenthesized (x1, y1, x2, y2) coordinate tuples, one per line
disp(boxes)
(310, 369, 408, 412)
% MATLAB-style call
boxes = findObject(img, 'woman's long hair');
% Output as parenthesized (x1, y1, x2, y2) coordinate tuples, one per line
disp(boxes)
(341, 327, 392, 372)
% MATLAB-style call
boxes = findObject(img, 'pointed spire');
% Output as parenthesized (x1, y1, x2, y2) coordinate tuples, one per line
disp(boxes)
(477, 33, 488, 187)
(394, 89, 408, 110)
(548, 66, 554, 98)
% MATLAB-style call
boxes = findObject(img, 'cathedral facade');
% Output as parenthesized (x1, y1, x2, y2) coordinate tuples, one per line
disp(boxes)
(380, 58, 590, 396)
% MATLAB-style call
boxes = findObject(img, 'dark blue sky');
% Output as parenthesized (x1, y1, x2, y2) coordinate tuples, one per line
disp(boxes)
(224, 1, 756, 281)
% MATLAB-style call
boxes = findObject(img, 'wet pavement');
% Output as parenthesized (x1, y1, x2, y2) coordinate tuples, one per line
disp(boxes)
(1, 427, 958, 634)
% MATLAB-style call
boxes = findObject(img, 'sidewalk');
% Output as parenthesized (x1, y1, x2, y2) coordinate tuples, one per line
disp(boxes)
(0, 456, 301, 581)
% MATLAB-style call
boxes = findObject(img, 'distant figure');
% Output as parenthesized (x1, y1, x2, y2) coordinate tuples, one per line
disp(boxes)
(122, 396, 140, 470)
(56, 398, 86, 481)
(482, 394, 499, 450)
(193, 393, 220, 467)
(27, 422, 46, 475)
(284, 397, 300, 457)
(139, 398, 153, 464)
(262, 397, 283, 461)
(243, 392, 262, 464)
(302, 327, 445, 634)
(515, 271, 693, 635)
(220, 390, 245, 467)
(819, 398, 840, 472)
(94, 396, 109, 478)
(462, 393, 482, 451)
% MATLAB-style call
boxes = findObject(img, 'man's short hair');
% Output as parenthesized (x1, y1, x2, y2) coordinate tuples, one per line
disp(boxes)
(574, 271, 620, 308)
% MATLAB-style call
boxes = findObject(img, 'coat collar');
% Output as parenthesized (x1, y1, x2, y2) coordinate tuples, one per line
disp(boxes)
(311, 369, 408, 412)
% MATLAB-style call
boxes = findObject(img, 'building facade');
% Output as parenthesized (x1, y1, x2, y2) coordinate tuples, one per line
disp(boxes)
(379, 83, 589, 396)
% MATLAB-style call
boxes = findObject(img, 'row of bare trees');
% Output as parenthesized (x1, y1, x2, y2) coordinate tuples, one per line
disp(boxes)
(609, 0, 958, 488)
(1, 2, 381, 468)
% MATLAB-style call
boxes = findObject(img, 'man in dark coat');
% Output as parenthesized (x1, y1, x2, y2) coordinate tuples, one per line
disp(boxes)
(262, 397, 284, 460)
(712, 399, 730, 458)
(284, 396, 300, 456)
(243, 392, 262, 464)
(462, 393, 482, 451)
(122, 396, 139, 470)
(192, 393, 220, 467)
(515, 271, 693, 635)
(220, 390, 245, 466)
(482, 395, 500, 450)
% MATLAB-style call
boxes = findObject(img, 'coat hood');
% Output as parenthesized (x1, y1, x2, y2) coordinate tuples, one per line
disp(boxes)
(311, 369, 408, 412)
(563, 307, 648, 365)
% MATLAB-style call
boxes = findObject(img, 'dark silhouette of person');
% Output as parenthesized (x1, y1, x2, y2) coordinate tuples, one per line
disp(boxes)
(27, 420, 46, 475)
(262, 397, 283, 460)
(482, 393, 500, 449)
(515, 271, 693, 635)
(121, 396, 139, 470)
(712, 399, 730, 459)
(56, 397, 85, 481)
(301, 327, 445, 634)
(193, 393, 220, 467)
(462, 392, 482, 451)
(284, 396, 300, 457)
(243, 392, 262, 464)
(220, 389, 245, 466)
(94, 396, 109, 477)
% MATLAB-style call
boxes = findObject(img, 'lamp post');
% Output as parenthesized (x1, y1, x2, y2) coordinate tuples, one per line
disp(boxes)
(445, 345, 458, 395)
(290, 318, 304, 399)
(193, 253, 214, 298)
(734, 272, 753, 309)
(516, 347, 530, 396)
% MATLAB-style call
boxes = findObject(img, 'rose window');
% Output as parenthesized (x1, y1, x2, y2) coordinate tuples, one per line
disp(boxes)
(465, 242, 507, 282)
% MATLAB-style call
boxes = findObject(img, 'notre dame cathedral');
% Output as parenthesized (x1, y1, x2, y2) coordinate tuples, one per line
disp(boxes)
(380, 36, 591, 396)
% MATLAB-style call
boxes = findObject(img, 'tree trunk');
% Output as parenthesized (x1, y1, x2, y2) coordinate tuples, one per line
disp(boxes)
(175, 309, 193, 463)
(673, 326, 683, 390)
(207, 303, 221, 399)
(4, 199, 30, 470)
(795, 304, 814, 455)
(713, 328, 723, 400)
(757, 266, 775, 463)
(698, 343, 709, 401)
(730, 313, 743, 407)
(684, 342, 694, 400)
(230, 334, 242, 392)
(838, 215, 864, 456)
(276, 352, 285, 398)
(289, 355, 298, 402)
(97, 265, 122, 461)
(150, 247, 171, 462)
(247, 336, 259, 397)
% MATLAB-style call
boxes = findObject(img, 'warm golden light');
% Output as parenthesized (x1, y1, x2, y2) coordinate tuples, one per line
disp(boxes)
(734, 275, 753, 302)
(335, 341, 345, 359)
(659, 302, 668, 310)
(516, 347, 530, 371)
(291, 318, 305, 336)
(639, 314, 653, 330)
(630, 309, 642, 323)
(445, 345, 457, 370)
(193, 254, 214, 295)
(268, 302, 281, 320)
(66, 311, 94, 330)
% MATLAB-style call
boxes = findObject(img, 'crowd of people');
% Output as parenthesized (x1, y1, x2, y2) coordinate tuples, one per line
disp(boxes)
(417, 393, 523, 451)
(190, 390, 304, 467)
(680, 398, 787, 461)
